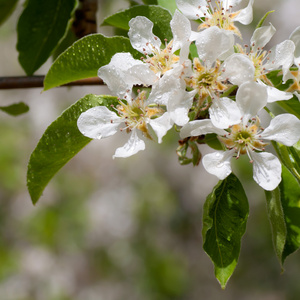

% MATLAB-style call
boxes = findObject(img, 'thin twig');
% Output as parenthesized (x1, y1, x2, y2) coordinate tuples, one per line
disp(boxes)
(0, 76, 104, 89)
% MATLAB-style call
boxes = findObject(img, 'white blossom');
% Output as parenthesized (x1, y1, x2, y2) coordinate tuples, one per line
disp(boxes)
(180, 81, 300, 190)
(221, 24, 295, 102)
(176, 0, 254, 37)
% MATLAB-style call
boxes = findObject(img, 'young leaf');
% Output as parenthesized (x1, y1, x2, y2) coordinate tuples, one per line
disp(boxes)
(101, 5, 173, 42)
(17, 0, 78, 75)
(255, 10, 274, 29)
(157, 0, 178, 15)
(272, 141, 300, 185)
(277, 97, 300, 119)
(44, 34, 140, 91)
(27, 94, 119, 204)
(0, 0, 19, 26)
(281, 166, 300, 263)
(265, 187, 287, 267)
(202, 173, 249, 289)
(0, 102, 29, 116)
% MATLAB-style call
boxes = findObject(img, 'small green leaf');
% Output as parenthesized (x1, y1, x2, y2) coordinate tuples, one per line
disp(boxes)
(265, 187, 287, 267)
(255, 10, 274, 29)
(142, 0, 158, 4)
(280, 166, 300, 263)
(27, 94, 119, 204)
(202, 173, 249, 289)
(44, 34, 140, 91)
(205, 133, 223, 151)
(0, 0, 19, 26)
(277, 97, 300, 119)
(101, 5, 173, 42)
(157, 0, 178, 14)
(17, 0, 78, 75)
(0, 102, 29, 116)
(272, 141, 300, 185)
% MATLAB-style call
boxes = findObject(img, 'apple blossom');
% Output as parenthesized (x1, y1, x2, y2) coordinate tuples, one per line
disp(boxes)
(180, 81, 300, 190)
(221, 23, 295, 102)
(176, 0, 254, 37)
(128, 10, 196, 78)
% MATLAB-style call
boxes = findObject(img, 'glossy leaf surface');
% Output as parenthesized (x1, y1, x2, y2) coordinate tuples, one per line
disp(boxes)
(27, 94, 119, 204)
(44, 34, 140, 90)
(202, 173, 249, 288)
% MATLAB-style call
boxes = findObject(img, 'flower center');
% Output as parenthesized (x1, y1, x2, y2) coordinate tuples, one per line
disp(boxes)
(249, 50, 270, 80)
(198, 1, 242, 37)
(219, 117, 268, 160)
(185, 58, 227, 103)
(142, 40, 180, 76)
(117, 90, 164, 138)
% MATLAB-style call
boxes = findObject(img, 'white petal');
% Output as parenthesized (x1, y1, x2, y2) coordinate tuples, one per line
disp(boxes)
(251, 151, 282, 191)
(263, 40, 295, 82)
(167, 89, 194, 126)
(98, 53, 143, 98)
(221, 53, 255, 86)
(233, 0, 254, 25)
(171, 10, 192, 52)
(257, 80, 293, 103)
(180, 119, 227, 138)
(150, 113, 173, 143)
(113, 130, 145, 158)
(176, 0, 208, 20)
(226, 0, 243, 8)
(77, 106, 121, 139)
(236, 81, 268, 123)
(250, 23, 276, 53)
(147, 70, 183, 105)
(128, 16, 161, 54)
(209, 97, 242, 128)
(202, 150, 235, 180)
(261, 113, 300, 146)
(128, 64, 158, 86)
(195, 26, 234, 68)
(290, 25, 300, 66)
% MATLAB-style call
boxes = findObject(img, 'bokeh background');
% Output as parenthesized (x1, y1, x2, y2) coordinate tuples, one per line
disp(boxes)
(0, 0, 300, 299)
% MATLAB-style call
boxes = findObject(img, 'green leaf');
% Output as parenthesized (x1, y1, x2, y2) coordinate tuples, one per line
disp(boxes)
(265, 70, 300, 118)
(17, 0, 78, 75)
(272, 141, 300, 185)
(265, 187, 287, 267)
(277, 97, 300, 119)
(27, 94, 119, 204)
(255, 10, 274, 29)
(0, 0, 18, 26)
(205, 133, 223, 151)
(44, 34, 140, 91)
(142, 0, 158, 4)
(101, 5, 173, 42)
(157, 0, 178, 14)
(0, 102, 29, 116)
(202, 173, 249, 289)
(281, 166, 300, 263)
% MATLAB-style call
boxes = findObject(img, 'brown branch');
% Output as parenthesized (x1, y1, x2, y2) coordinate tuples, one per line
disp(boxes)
(0, 76, 104, 89)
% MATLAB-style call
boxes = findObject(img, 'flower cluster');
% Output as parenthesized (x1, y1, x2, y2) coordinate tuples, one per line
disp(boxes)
(78, 0, 300, 191)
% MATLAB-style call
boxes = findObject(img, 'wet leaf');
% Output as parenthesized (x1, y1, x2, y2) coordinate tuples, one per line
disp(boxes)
(202, 173, 249, 288)
(44, 34, 140, 90)
(27, 94, 119, 204)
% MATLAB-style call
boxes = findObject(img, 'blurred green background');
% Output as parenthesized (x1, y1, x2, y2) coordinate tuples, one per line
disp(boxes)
(0, 0, 300, 299)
